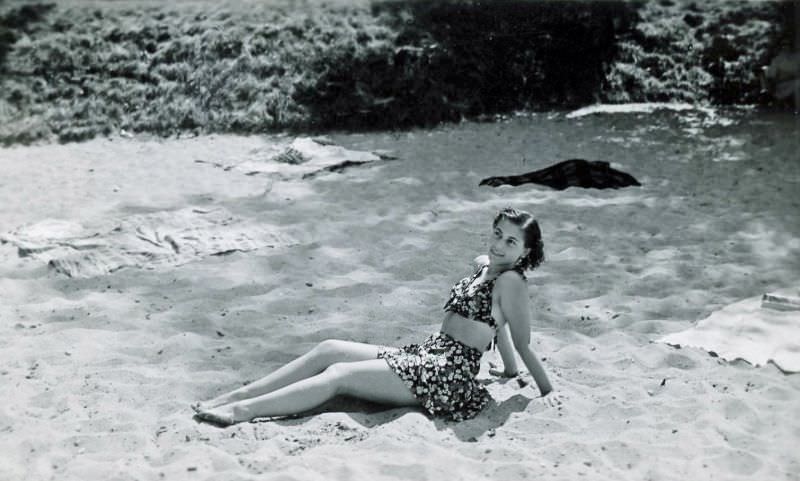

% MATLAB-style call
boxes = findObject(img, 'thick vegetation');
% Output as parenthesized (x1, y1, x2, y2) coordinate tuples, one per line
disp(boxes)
(0, 0, 791, 145)
(603, 0, 790, 104)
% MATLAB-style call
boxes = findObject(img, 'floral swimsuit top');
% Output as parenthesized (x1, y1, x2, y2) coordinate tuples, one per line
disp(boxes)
(443, 264, 526, 328)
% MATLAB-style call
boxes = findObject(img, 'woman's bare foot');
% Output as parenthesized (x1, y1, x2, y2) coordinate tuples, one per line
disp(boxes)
(193, 406, 239, 427)
(192, 392, 244, 413)
(195, 391, 249, 411)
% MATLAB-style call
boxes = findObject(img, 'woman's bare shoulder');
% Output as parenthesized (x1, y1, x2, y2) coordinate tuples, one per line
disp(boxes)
(496, 269, 528, 292)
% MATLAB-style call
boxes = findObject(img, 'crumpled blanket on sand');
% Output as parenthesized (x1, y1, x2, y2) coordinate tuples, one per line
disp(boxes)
(657, 289, 800, 373)
(1, 207, 298, 277)
(195, 137, 395, 179)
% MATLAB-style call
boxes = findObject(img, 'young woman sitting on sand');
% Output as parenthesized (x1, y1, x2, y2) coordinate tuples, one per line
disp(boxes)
(193, 207, 553, 425)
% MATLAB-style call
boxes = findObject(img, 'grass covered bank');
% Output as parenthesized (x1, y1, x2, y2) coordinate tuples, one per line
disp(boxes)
(0, 0, 792, 145)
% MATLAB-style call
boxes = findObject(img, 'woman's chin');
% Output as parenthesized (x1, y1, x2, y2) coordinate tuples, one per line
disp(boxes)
(488, 256, 510, 269)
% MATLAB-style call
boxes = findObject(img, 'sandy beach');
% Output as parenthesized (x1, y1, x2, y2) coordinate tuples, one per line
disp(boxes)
(1, 108, 799, 480)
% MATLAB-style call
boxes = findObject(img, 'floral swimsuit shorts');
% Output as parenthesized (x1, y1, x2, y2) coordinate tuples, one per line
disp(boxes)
(377, 332, 490, 421)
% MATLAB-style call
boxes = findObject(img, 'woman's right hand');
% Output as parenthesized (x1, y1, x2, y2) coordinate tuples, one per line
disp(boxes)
(538, 390, 566, 409)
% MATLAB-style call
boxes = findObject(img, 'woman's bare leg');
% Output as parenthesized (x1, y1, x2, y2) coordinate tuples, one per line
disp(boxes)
(195, 359, 418, 426)
(195, 340, 385, 410)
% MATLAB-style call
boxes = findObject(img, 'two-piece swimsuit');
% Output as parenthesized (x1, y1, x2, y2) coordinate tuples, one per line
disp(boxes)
(377, 263, 526, 421)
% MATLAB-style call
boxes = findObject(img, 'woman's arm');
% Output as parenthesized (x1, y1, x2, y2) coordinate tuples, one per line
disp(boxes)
(497, 273, 553, 396)
(495, 324, 519, 377)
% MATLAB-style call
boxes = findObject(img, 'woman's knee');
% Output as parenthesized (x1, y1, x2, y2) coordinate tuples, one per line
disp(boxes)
(311, 339, 378, 365)
(311, 339, 347, 363)
(321, 362, 352, 395)
(322, 361, 417, 406)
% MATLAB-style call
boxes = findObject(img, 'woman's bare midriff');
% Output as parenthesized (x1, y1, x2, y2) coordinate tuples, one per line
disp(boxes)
(440, 312, 495, 352)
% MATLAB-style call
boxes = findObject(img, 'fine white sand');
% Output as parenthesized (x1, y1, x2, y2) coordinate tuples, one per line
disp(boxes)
(1, 110, 799, 481)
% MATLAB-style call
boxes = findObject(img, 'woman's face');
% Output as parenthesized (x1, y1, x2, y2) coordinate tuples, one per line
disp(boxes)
(488, 218, 528, 269)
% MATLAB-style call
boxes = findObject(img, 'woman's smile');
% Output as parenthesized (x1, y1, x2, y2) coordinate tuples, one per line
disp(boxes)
(488, 218, 527, 268)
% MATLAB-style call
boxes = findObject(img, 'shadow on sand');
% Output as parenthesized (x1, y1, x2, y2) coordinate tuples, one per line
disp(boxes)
(193, 377, 537, 444)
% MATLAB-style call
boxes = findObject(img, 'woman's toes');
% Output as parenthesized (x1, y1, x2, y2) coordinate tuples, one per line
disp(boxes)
(193, 408, 235, 427)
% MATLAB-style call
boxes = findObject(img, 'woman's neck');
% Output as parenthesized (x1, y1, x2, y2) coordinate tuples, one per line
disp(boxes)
(485, 262, 511, 278)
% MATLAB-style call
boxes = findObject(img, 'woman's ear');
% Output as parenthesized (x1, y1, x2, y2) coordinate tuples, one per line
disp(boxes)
(516, 248, 531, 266)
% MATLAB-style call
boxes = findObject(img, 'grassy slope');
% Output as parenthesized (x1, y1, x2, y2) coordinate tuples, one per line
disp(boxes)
(0, 0, 790, 145)
(1, 1, 395, 143)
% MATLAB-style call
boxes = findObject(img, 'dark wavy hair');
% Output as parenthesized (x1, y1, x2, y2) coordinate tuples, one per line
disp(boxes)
(493, 207, 545, 272)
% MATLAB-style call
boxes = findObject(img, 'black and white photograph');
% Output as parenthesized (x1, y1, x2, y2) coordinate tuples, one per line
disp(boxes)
(1, 0, 798, 479)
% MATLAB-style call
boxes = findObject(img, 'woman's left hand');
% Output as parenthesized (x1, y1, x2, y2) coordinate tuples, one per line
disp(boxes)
(489, 366, 519, 378)
(488, 360, 519, 379)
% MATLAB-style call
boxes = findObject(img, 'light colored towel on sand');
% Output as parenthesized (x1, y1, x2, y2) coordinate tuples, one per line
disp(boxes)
(1, 207, 298, 277)
(566, 102, 715, 118)
(657, 289, 800, 373)
(196, 137, 395, 179)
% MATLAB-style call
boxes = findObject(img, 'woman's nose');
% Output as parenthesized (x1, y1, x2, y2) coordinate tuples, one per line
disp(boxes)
(492, 240, 504, 254)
